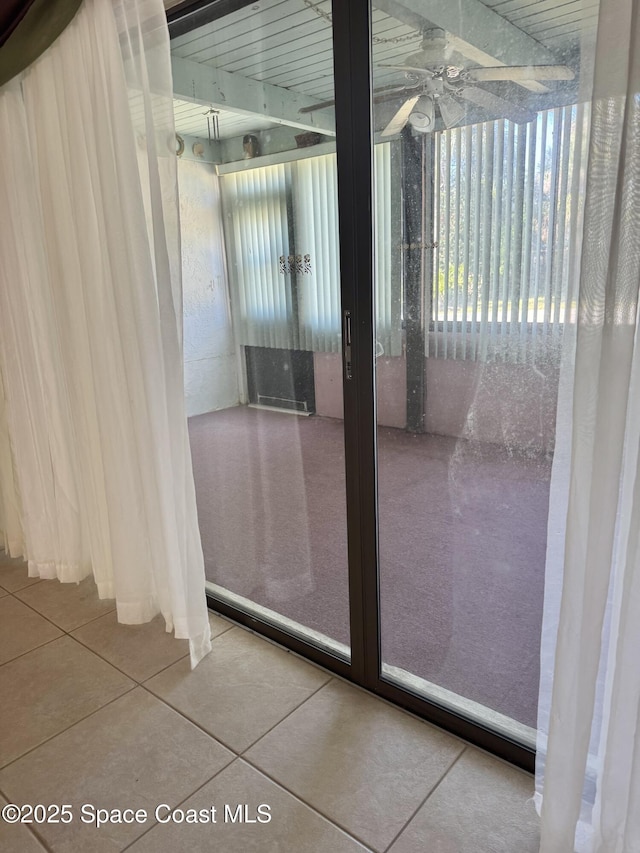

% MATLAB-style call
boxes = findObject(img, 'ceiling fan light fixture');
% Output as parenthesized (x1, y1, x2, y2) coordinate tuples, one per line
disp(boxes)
(408, 95, 435, 133)
(438, 94, 466, 129)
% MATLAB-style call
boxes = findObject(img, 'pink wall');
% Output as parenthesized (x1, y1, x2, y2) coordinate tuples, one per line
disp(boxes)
(313, 353, 344, 420)
(313, 352, 559, 454)
(424, 357, 559, 454)
(313, 353, 407, 429)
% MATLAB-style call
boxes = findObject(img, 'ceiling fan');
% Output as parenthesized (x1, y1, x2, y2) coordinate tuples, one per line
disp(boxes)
(299, 28, 574, 136)
(377, 28, 574, 136)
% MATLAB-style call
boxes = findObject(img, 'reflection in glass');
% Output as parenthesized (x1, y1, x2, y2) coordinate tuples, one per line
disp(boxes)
(172, 0, 350, 656)
(372, 1, 597, 737)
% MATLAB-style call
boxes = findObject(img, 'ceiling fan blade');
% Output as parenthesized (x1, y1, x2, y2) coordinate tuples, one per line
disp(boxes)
(465, 65, 574, 83)
(374, 86, 420, 105)
(298, 97, 337, 115)
(299, 83, 420, 115)
(381, 95, 420, 138)
(458, 86, 535, 125)
(377, 63, 435, 77)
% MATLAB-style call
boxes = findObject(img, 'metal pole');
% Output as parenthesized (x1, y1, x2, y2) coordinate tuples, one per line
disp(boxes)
(401, 125, 427, 433)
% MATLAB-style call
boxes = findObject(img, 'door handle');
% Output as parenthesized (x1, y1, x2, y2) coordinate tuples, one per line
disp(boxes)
(343, 310, 353, 380)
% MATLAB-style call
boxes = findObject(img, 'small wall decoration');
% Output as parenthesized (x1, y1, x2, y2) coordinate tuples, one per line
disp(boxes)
(279, 254, 312, 275)
(295, 132, 323, 148)
(243, 134, 260, 159)
(203, 107, 220, 143)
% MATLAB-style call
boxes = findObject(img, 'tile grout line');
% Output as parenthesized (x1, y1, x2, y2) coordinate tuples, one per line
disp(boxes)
(0, 631, 131, 678)
(122, 646, 336, 850)
(138, 672, 331, 760)
(0, 683, 138, 776)
(0, 633, 64, 671)
(4, 565, 164, 638)
(237, 675, 334, 755)
(3, 587, 235, 684)
(138, 634, 333, 756)
(138, 683, 240, 755)
(57, 607, 118, 633)
(0, 781, 55, 852)
(0, 619, 240, 852)
(14, 815, 53, 853)
(237, 757, 378, 852)
(13, 590, 117, 635)
(3, 584, 104, 636)
(64, 605, 237, 683)
(2, 613, 468, 851)
(4, 674, 233, 784)
(1, 747, 374, 853)
(119, 754, 375, 853)
(70, 632, 192, 687)
(238, 752, 379, 852)
(0, 595, 241, 776)
(2, 638, 461, 853)
(0, 578, 43, 596)
(1, 574, 498, 853)
(381, 746, 468, 853)
(0, 614, 170, 684)
(325, 664, 472, 739)
(8, 582, 43, 594)
(118, 758, 241, 851)
(202, 620, 496, 767)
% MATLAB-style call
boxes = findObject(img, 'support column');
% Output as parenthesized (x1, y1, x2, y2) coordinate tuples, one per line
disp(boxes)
(402, 128, 433, 433)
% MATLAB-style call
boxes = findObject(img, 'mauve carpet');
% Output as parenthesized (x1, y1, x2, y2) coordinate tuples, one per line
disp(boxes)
(188, 405, 551, 729)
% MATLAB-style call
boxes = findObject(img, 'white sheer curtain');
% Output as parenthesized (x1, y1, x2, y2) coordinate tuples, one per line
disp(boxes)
(0, 0, 211, 666)
(0, 370, 23, 557)
(536, 0, 640, 849)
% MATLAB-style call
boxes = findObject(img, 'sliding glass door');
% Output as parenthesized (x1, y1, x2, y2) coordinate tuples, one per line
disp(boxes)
(170, 0, 350, 661)
(169, 0, 598, 768)
(370, 1, 594, 750)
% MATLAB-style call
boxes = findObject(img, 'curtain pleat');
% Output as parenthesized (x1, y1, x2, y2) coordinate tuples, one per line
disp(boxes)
(0, 368, 24, 557)
(536, 0, 640, 847)
(0, 0, 211, 666)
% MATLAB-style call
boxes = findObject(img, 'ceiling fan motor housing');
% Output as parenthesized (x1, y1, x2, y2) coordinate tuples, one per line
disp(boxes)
(404, 27, 452, 70)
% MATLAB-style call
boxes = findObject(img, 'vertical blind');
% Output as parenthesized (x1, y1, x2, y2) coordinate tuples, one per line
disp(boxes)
(293, 154, 341, 352)
(432, 104, 590, 363)
(374, 141, 402, 357)
(221, 163, 294, 350)
(221, 111, 588, 364)
(221, 144, 401, 355)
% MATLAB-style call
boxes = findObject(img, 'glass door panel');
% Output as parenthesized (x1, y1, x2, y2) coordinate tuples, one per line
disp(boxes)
(172, 0, 600, 761)
(372, 0, 596, 741)
(171, 0, 350, 658)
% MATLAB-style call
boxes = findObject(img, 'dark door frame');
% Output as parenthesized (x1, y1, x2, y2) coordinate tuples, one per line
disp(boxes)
(169, 0, 535, 773)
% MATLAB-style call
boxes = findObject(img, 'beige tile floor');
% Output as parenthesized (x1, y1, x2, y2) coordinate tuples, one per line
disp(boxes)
(0, 554, 541, 852)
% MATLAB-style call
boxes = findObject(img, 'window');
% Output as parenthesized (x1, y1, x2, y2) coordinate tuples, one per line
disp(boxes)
(221, 144, 401, 355)
(432, 105, 590, 363)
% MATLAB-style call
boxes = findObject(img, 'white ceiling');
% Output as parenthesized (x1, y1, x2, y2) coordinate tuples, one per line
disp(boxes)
(170, 0, 599, 140)
(173, 98, 280, 140)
